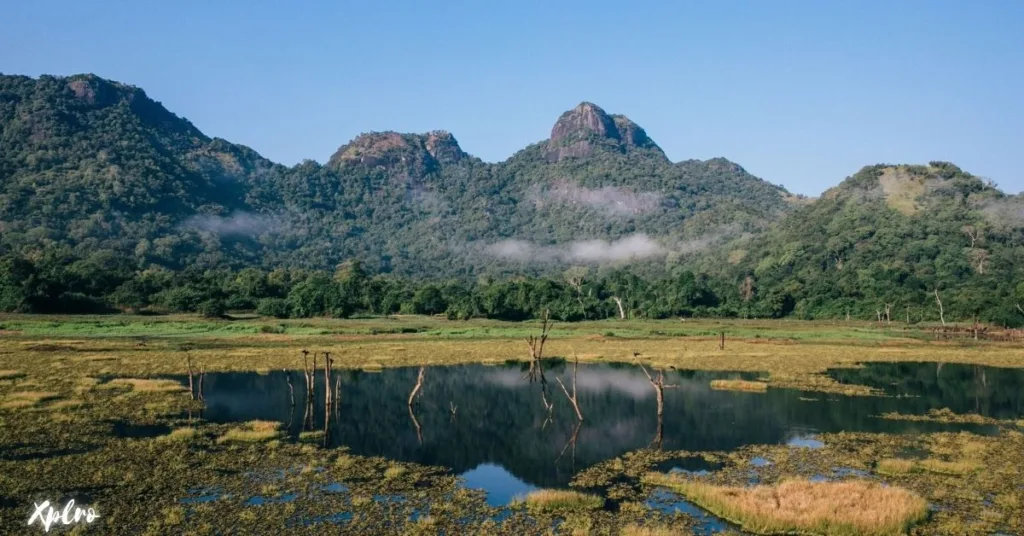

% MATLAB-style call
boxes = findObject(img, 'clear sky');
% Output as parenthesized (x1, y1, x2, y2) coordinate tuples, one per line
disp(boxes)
(2, 1, 1022, 195)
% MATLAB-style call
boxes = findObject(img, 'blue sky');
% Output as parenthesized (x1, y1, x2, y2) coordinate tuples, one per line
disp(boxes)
(2, 1, 1022, 195)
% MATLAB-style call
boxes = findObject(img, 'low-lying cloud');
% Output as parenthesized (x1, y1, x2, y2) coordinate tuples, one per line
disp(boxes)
(980, 196, 1024, 229)
(181, 212, 280, 237)
(486, 233, 666, 264)
(534, 180, 663, 215)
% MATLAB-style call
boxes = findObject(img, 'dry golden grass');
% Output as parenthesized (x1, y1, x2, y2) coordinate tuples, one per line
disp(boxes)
(620, 524, 678, 536)
(104, 378, 184, 393)
(515, 489, 604, 512)
(710, 379, 768, 393)
(918, 459, 981, 475)
(217, 420, 282, 443)
(877, 457, 981, 476)
(2, 390, 60, 409)
(644, 474, 928, 536)
(0, 370, 24, 380)
(877, 458, 916, 475)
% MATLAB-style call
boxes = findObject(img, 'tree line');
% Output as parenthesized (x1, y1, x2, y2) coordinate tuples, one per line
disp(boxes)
(1, 249, 1020, 326)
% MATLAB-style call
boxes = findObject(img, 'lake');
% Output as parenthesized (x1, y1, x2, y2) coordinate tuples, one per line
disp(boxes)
(179, 360, 1023, 502)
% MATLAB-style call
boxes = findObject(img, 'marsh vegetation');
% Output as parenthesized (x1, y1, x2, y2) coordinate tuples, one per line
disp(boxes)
(1, 315, 1022, 534)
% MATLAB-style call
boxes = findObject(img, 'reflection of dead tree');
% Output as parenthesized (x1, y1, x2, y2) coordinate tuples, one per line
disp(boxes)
(450, 401, 458, 421)
(408, 367, 425, 407)
(556, 421, 582, 471)
(934, 290, 946, 327)
(524, 310, 552, 383)
(540, 385, 555, 430)
(555, 354, 583, 421)
(323, 372, 332, 448)
(333, 375, 341, 416)
(285, 370, 296, 407)
(197, 364, 205, 402)
(408, 405, 423, 445)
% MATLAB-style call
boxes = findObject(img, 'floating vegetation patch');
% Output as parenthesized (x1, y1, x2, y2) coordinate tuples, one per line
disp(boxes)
(709, 379, 768, 392)
(879, 408, 1004, 425)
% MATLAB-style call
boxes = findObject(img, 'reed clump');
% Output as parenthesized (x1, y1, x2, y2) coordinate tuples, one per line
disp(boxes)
(643, 474, 928, 536)
(217, 420, 282, 443)
(515, 489, 604, 512)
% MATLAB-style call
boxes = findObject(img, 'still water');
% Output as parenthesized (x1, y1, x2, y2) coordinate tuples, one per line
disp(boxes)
(181, 361, 1023, 494)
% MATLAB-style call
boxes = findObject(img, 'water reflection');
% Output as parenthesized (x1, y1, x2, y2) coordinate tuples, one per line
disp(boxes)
(184, 361, 1020, 490)
(828, 362, 1024, 419)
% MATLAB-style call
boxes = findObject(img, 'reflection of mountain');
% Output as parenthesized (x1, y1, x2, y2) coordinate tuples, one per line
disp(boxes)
(188, 363, 1010, 488)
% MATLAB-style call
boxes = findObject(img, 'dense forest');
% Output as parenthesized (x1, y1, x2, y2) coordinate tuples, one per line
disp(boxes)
(0, 73, 1021, 325)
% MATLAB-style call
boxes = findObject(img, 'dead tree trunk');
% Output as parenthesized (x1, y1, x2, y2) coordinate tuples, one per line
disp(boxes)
(612, 296, 626, 319)
(719, 332, 725, 350)
(408, 366, 425, 407)
(934, 290, 946, 326)
(1016, 303, 1023, 316)
(524, 310, 552, 383)
(324, 352, 333, 409)
(186, 355, 195, 401)
(633, 357, 679, 419)
(556, 354, 583, 421)
(884, 303, 892, 326)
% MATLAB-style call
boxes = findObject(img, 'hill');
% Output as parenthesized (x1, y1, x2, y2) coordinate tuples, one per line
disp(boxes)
(705, 163, 1024, 323)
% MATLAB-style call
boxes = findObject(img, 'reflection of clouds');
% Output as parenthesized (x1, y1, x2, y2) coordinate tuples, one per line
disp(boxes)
(479, 366, 710, 400)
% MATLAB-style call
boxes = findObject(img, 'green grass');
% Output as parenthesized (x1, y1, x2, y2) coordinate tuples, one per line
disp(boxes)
(0, 313, 948, 342)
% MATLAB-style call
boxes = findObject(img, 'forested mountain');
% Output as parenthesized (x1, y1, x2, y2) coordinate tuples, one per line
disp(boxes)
(1, 73, 1021, 324)
(0, 74, 792, 277)
(701, 163, 1024, 324)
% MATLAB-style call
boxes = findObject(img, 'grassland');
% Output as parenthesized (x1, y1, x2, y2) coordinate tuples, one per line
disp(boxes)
(0, 313, 1022, 534)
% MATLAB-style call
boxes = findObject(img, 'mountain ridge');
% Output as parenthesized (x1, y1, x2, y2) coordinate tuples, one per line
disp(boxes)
(3, 72, 1017, 298)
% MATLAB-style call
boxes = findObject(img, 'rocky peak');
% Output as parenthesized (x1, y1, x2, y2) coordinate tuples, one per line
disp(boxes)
(550, 102, 619, 144)
(545, 102, 663, 162)
(423, 130, 465, 164)
(328, 130, 466, 171)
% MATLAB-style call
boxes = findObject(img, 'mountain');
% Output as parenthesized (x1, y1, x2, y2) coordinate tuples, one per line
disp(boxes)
(704, 163, 1024, 322)
(0, 73, 794, 277)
